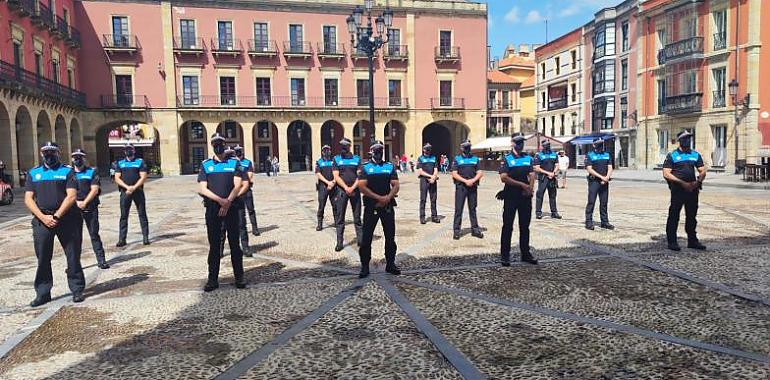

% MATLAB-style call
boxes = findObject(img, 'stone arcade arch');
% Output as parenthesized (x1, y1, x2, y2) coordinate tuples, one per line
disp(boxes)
(253, 120, 279, 173)
(321, 120, 345, 154)
(422, 120, 471, 160)
(70, 118, 82, 153)
(179, 120, 207, 174)
(95, 121, 161, 175)
(15, 106, 35, 179)
(54, 115, 69, 156)
(36, 110, 52, 147)
(0, 102, 13, 184)
(384, 120, 406, 161)
(287, 120, 312, 172)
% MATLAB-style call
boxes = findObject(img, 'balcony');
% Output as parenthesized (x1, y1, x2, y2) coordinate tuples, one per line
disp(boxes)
(351, 49, 377, 61)
(317, 43, 345, 60)
(54, 15, 70, 39)
(102, 34, 140, 54)
(488, 100, 513, 111)
(593, 80, 615, 96)
(431, 97, 464, 109)
(31, 2, 54, 30)
(548, 97, 568, 111)
(0, 59, 85, 108)
(8, 0, 36, 16)
(713, 32, 727, 51)
(211, 38, 243, 56)
(173, 37, 206, 55)
(663, 93, 703, 114)
(176, 95, 409, 109)
(659, 36, 704, 64)
(100, 94, 149, 109)
(247, 40, 278, 57)
(712, 90, 726, 108)
(283, 41, 312, 58)
(384, 45, 408, 61)
(67, 27, 81, 48)
(435, 46, 460, 63)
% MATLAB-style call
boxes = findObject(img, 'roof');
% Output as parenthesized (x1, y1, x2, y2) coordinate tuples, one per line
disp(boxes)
(535, 27, 583, 60)
(487, 70, 518, 84)
(520, 75, 536, 89)
(498, 55, 535, 69)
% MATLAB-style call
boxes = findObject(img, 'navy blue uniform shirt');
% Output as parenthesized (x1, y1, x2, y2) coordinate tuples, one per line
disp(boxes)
(416, 155, 437, 178)
(74, 167, 101, 208)
(26, 164, 77, 211)
(315, 158, 335, 183)
(359, 161, 398, 207)
(197, 157, 242, 200)
(534, 151, 558, 173)
(116, 158, 148, 187)
(585, 150, 613, 176)
(450, 154, 479, 184)
(499, 152, 533, 196)
(333, 154, 362, 187)
(663, 148, 704, 183)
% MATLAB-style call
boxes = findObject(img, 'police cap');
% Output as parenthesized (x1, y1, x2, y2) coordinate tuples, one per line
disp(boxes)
(676, 130, 693, 141)
(40, 142, 60, 152)
(71, 148, 87, 157)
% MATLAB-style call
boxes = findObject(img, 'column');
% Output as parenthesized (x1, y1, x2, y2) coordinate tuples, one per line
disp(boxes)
(161, 2, 177, 108)
(310, 121, 322, 163)
(374, 121, 385, 143)
(276, 121, 289, 173)
(156, 111, 181, 175)
(343, 121, 355, 141)
(242, 122, 255, 161)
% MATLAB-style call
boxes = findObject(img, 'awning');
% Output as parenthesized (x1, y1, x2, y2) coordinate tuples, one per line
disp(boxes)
(570, 134, 616, 145)
(471, 136, 514, 151)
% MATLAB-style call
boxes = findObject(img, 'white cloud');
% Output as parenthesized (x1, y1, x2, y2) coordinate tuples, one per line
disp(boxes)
(555, 0, 619, 18)
(525, 10, 546, 24)
(558, 4, 581, 18)
(504, 7, 520, 23)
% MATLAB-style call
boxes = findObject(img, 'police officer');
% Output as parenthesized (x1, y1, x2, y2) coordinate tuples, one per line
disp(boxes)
(416, 143, 439, 224)
(225, 146, 254, 256)
(451, 140, 484, 240)
(315, 145, 337, 231)
(115, 143, 149, 246)
(663, 131, 707, 251)
(585, 137, 615, 230)
(534, 140, 561, 219)
(25, 142, 85, 306)
(358, 140, 400, 278)
(198, 134, 247, 292)
(499, 134, 538, 266)
(332, 137, 363, 252)
(71, 149, 109, 269)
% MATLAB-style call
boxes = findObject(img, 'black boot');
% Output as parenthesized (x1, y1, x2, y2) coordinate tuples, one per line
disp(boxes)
(30, 294, 51, 307)
(97, 258, 110, 269)
(334, 242, 344, 252)
(585, 221, 595, 230)
(143, 236, 151, 245)
(420, 217, 427, 225)
(600, 223, 615, 230)
(551, 213, 562, 219)
(203, 281, 219, 292)
(385, 253, 401, 275)
(431, 216, 441, 223)
(252, 227, 260, 236)
(667, 242, 681, 251)
(501, 252, 511, 267)
(243, 246, 253, 257)
(116, 240, 127, 247)
(453, 231, 460, 240)
(521, 251, 538, 265)
(72, 293, 85, 303)
(316, 219, 323, 231)
(536, 212, 543, 219)
(687, 239, 706, 250)
(359, 254, 371, 278)
(471, 229, 484, 239)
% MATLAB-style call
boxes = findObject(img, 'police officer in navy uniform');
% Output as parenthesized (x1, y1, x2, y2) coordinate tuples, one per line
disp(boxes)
(227, 146, 254, 256)
(235, 145, 260, 236)
(416, 143, 440, 224)
(663, 130, 707, 251)
(358, 140, 400, 278)
(332, 137, 363, 251)
(584, 137, 615, 230)
(198, 134, 247, 292)
(25, 142, 85, 306)
(499, 134, 538, 265)
(115, 143, 150, 246)
(534, 140, 562, 219)
(451, 140, 484, 240)
(315, 145, 337, 231)
(71, 149, 109, 269)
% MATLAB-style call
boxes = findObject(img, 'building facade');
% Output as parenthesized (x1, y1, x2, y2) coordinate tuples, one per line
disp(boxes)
(486, 45, 536, 136)
(0, 0, 85, 186)
(1, 0, 488, 178)
(534, 28, 584, 145)
(583, 0, 639, 168)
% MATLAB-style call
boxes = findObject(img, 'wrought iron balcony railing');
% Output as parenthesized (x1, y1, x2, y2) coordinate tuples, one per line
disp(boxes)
(0, 59, 85, 107)
(713, 32, 727, 51)
(102, 34, 140, 51)
(248, 39, 277, 55)
(488, 100, 513, 110)
(659, 36, 704, 64)
(431, 97, 464, 109)
(283, 41, 312, 56)
(100, 94, 149, 109)
(173, 37, 206, 52)
(211, 38, 243, 54)
(176, 95, 409, 109)
(712, 90, 726, 108)
(435, 46, 460, 62)
(663, 93, 703, 114)
(317, 42, 345, 57)
(8, 0, 36, 16)
(384, 45, 408, 60)
(31, 2, 54, 30)
(548, 97, 568, 110)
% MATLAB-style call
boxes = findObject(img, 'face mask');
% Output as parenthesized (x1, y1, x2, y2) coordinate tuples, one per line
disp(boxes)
(43, 153, 60, 167)
(462, 146, 471, 155)
(542, 144, 551, 152)
(513, 142, 525, 153)
(594, 144, 605, 153)
(213, 144, 225, 155)
(322, 150, 331, 159)
(124, 149, 135, 159)
(340, 146, 350, 155)
(679, 138, 692, 149)
(72, 158, 85, 168)
(372, 150, 384, 162)
(423, 149, 431, 156)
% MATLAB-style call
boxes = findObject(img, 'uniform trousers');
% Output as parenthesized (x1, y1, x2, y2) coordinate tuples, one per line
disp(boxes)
(453, 184, 479, 232)
(585, 179, 609, 224)
(666, 186, 699, 244)
(419, 177, 438, 220)
(119, 189, 149, 241)
(205, 204, 244, 284)
(334, 188, 363, 245)
(359, 205, 397, 266)
(81, 207, 106, 263)
(500, 195, 532, 263)
(317, 183, 338, 223)
(33, 210, 85, 297)
(535, 176, 558, 214)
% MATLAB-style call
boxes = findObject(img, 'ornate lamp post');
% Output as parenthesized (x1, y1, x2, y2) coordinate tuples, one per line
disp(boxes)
(347, 0, 393, 144)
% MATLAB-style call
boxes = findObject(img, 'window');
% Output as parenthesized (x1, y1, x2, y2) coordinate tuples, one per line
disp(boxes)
(256, 77, 271, 105)
(51, 59, 60, 83)
(502, 118, 510, 134)
(501, 91, 509, 109)
(67, 68, 74, 88)
(63, 9, 69, 25)
(712, 67, 726, 108)
(570, 83, 577, 102)
(541, 92, 546, 109)
(289, 24, 303, 51)
(223, 121, 237, 139)
(541, 62, 546, 79)
(621, 22, 629, 52)
(489, 91, 496, 108)
(594, 28, 606, 59)
(257, 121, 271, 139)
(621, 60, 628, 91)
(620, 97, 628, 129)
(34, 53, 43, 78)
(439, 80, 452, 106)
(112, 16, 130, 47)
(219, 76, 235, 105)
(291, 78, 305, 106)
(357, 79, 370, 106)
(253, 22, 269, 51)
(657, 79, 666, 114)
(592, 96, 615, 132)
(217, 21, 234, 51)
(594, 22, 616, 59)
(190, 122, 205, 140)
(115, 74, 133, 105)
(13, 42, 23, 68)
(560, 114, 565, 136)
(571, 50, 577, 70)
(592, 61, 615, 95)
(713, 10, 727, 50)
(550, 116, 555, 136)
(180, 20, 196, 49)
(683, 71, 697, 94)
(439, 31, 452, 56)
(388, 80, 402, 106)
(387, 29, 401, 56)
(324, 78, 338, 106)
(322, 25, 336, 54)
(182, 75, 199, 105)
(555, 57, 560, 75)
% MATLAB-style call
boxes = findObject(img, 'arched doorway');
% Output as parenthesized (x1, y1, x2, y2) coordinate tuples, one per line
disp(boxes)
(179, 120, 207, 174)
(321, 120, 344, 154)
(287, 120, 312, 172)
(253, 120, 279, 173)
(36, 110, 52, 146)
(0, 102, 14, 184)
(216, 120, 244, 148)
(384, 120, 405, 161)
(95, 121, 161, 175)
(70, 118, 82, 152)
(353, 120, 373, 157)
(423, 120, 470, 160)
(15, 106, 34, 176)
(54, 115, 69, 156)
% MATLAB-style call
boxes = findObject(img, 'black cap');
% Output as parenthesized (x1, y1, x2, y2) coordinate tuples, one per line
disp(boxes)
(71, 148, 87, 157)
(339, 137, 352, 146)
(370, 140, 385, 150)
(322, 144, 331, 150)
(511, 134, 526, 143)
(423, 143, 432, 150)
(676, 130, 693, 141)
(460, 139, 472, 148)
(124, 142, 135, 149)
(224, 145, 235, 154)
(40, 142, 60, 152)
(234, 145, 244, 153)
(542, 140, 551, 146)
(211, 133, 225, 143)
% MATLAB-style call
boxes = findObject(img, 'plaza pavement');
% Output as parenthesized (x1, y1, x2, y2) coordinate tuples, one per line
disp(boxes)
(0, 170, 768, 379)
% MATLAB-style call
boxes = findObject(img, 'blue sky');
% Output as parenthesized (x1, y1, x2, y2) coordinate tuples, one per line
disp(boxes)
(485, 0, 618, 59)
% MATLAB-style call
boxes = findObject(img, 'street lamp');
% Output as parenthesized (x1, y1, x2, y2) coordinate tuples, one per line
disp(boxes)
(348, 1, 393, 144)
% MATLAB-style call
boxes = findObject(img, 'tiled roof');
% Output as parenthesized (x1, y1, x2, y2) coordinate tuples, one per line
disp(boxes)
(487, 70, 518, 84)
(520, 75, 536, 88)
(498, 55, 535, 68)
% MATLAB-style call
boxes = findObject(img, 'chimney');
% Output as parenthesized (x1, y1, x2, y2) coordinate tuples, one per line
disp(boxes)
(519, 44, 530, 54)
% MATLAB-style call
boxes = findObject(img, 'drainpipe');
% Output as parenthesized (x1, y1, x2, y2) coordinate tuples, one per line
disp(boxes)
(733, 0, 741, 169)
(644, 16, 650, 169)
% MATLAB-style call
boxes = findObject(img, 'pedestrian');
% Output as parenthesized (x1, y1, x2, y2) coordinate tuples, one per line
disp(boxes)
(663, 130, 707, 251)
(197, 134, 246, 292)
(71, 149, 109, 269)
(451, 140, 484, 240)
(357, 140, 400, 278)
(109, 161, 116, 183)
(534, 140, 561, 219)
(234, 146, 259, 255)
(393, 155, 401, 172)
(25, 142, 85, 306)
(557, 150, 570, 188)
(114, 143, 150, 246)
(272, 156, 279, 176)
(441, 154, 449, 174)
(332, 138, 363, 252)
(400, 154, 408, 173)
(409, 155, 415, 172)
(416, 143, 439, 224)
(265, 159, 271, 177)
(584, 137, 614, 230)
(498, 134, 538, 266)
(315, 145, 337, 231)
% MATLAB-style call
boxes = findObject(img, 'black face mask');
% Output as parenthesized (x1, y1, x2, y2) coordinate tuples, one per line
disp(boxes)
(340, 146, 350, 155)
(322, 150, 332, 159)
(594, 144, 605, 153)
(124, 149, 135, 159)
(72, 157, 85, 168)
(679, 138, 692, 150)
(423, 149, 431, 156)
(43, 153, 60, 167)
(372, 149, 384, 163)
(462, 146, 471, 155)
(213, 144, 225, 155)
(513, 142, 525, 153)
(542, 144, 551, 152)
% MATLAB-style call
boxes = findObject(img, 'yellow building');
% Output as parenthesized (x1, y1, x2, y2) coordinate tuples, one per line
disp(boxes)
(490, 45, 537, 134)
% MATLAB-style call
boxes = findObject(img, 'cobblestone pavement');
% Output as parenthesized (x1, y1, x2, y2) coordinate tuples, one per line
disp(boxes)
(0, 171, 768, 379)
